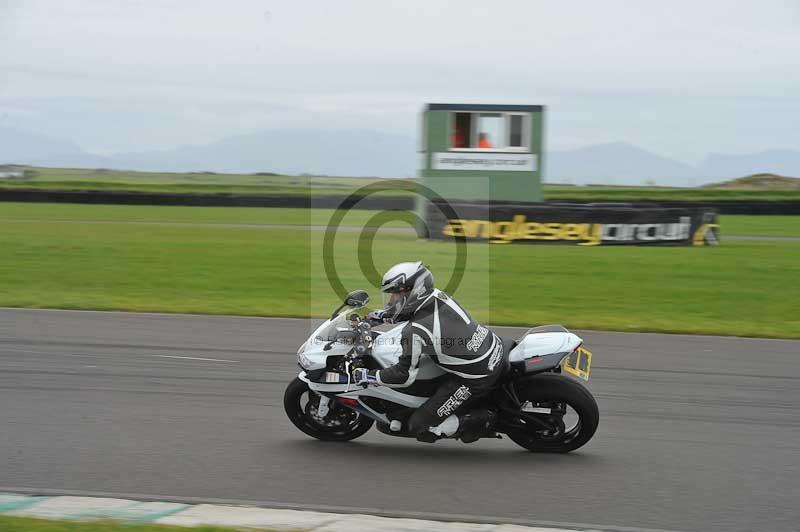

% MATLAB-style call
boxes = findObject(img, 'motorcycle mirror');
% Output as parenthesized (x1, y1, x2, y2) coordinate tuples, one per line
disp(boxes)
(330, 290, 370, 319)
(344, 290, 370, 308)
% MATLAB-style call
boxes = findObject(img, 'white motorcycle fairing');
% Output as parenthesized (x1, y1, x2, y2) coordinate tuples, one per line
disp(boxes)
(297, 313, 441, 424)
(296, 311, 353, 372)
(298, 314, 445, 381)
(508, 331, 583, 362)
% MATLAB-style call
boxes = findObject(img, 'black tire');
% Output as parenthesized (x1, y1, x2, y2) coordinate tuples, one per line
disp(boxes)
(505, 373, 599, 453)
(283, 378, 374, 441)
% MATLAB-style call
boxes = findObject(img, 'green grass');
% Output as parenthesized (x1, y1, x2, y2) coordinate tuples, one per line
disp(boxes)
(0, 204, 798, 338)
(0, 167, 413, 197)
(0, 516, 282, 532)
(0, 202, 416, 227)
(0, 179, 414, 197)
(545, 184, 800, 201)
(4, 166, 800, 201)
(719, 215, 800, 237)
(2, 204, 798, 237)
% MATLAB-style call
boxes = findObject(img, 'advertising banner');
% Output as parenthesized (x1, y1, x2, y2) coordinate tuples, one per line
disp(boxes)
(426, 202, 719, 246)
(431, 152, 537, 172)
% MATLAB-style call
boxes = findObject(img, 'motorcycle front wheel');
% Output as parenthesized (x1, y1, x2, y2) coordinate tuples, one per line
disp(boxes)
(283, 377, 374, 441)
(505, 373, 599, 453)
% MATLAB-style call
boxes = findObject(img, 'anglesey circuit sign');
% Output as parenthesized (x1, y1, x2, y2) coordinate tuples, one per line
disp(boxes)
(431, 152, 537, 172)
(426, 203, 719, 246)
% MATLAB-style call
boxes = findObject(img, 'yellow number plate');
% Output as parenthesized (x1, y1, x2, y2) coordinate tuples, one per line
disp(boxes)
(562, 347, 592, 381)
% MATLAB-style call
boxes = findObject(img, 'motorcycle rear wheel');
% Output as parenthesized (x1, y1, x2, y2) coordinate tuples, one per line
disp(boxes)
(506, 373, 599, 453)
(283, 377, 374, 441)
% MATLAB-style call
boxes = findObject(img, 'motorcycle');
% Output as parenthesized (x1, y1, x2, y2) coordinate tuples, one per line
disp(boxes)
(284, 290, 599, 452)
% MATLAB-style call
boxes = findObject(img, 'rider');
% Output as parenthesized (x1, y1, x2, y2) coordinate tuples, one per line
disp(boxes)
(353, 261, 507, 443)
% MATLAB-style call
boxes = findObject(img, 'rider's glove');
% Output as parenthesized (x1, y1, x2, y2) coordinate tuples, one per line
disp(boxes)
(352, 367, 378, 388)
(366, 309, 387, 324)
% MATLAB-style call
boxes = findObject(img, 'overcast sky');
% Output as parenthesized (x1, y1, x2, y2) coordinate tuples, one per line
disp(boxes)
(1, 0, 798, 163)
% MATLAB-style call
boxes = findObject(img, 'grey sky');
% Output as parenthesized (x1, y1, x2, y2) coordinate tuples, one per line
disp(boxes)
(1, 0, 798, 163)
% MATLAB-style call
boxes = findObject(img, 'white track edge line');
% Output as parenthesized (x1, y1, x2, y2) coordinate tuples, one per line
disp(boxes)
(0, 486, 686, 532)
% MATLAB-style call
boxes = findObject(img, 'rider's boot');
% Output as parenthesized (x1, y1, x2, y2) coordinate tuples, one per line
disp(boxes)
(455, 409, 498, 443)
(415, 432, 441, 443)
(417, 414, 460, 443)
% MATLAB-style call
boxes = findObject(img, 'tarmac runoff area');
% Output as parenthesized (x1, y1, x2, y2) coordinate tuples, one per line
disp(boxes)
(1, 308, 799, 532)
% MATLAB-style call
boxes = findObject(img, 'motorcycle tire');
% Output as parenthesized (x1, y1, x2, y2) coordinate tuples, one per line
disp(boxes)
(283, 377, 374, 441)
(506, 373, 599, 453)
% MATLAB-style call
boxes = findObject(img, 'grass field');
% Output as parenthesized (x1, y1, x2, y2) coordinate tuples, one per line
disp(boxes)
(1, 203, 798, 338)
(1, 203, 798, 236)
(0, 202, 416, 227)
(718, 215, 800, 237)
(545, 184, 800, 201)
(3, 166, 800, 201)
(0, 516, 267, 532)
(0, 167, 411, 197)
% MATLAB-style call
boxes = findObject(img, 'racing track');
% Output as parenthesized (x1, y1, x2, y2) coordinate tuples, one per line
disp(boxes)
(1, 308, 798, 532)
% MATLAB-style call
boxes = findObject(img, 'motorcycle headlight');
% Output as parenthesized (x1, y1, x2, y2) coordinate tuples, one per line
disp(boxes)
(297, 343, 313, 369)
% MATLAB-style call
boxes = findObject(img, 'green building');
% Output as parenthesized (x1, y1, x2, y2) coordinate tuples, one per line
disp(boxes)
(418, 103, 546, 214)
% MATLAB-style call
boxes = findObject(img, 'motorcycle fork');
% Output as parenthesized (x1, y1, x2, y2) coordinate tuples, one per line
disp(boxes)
(316, 394, 331, 418)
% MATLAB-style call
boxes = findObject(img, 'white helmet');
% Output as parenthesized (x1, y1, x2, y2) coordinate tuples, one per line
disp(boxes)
(380, 261, 435, 323)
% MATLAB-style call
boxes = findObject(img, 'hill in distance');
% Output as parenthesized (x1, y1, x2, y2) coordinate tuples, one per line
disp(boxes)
(698, 150, 800, 181)
(704, 173, 800, 190)
(547, 142, 697, 185)
(2, 125, 800, 185)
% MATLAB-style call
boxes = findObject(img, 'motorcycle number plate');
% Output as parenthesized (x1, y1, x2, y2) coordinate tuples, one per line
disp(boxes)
(562, 347, 592, 381)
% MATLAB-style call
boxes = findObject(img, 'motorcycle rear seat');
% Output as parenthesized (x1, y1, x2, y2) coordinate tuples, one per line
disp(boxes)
(519, 324, 568, 339)
(501, 336, 517, 354)
(500, 336, 517, 370)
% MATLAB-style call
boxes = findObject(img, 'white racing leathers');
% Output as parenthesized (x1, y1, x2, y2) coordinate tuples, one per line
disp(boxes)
(374, 290, 506, 437)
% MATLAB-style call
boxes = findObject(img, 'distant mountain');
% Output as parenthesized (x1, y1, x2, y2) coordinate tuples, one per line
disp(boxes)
(2, 125, 799, 184)
(547, 142, 697, 185)
(109, 130, 417, 177)
(0, 126, 102, 166)
(0, 126, 416, 177)
(545, 143, 800, 185)
(699, 150, 800, 181)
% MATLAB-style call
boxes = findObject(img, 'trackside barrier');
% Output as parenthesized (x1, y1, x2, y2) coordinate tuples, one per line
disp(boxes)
(425, 201, 720, 246)
(0, 188, 797, 214)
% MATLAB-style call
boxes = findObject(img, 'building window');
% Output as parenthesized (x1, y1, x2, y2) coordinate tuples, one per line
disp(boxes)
(508, 114, 524, 147)
(477, 113, 503, 149)
(449, 111, 529, 151)
(452, 112, 471, 148)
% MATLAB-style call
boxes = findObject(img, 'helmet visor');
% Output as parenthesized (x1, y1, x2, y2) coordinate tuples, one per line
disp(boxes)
(382, 290, 408, 321)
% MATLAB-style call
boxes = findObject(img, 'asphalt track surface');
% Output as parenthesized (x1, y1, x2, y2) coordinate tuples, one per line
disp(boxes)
(1, 308, 798, 532)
